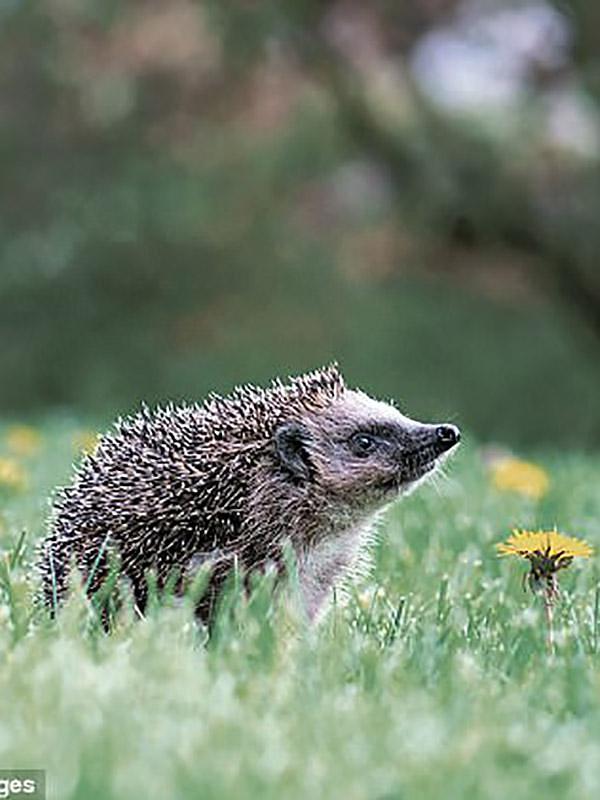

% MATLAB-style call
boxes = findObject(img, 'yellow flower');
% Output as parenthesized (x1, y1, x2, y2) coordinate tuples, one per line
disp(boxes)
(5, 425, 42, 457)
(496, 529, 593, 595)
(356, 586, 386, 612)
(0, 458, 27, 491)
(491, 457, 549, 500)
(72, 430, 100, 456)
(497, 529, 593, 561)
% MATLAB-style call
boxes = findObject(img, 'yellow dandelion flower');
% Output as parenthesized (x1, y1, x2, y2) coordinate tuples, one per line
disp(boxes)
(497, 529, 593, 561)
(496, 528, 592, 597)
(356, 586, 387, 613)
(0, 458, 27, 491)
(491, 457, 549, 500)
(357, 590, 374, 612)
(5, 425, 42, 457)
(72, 430, 100, 456)
(497, 528, 593, 653)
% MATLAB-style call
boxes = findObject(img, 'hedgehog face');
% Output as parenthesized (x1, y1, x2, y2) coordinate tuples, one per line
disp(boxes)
(275, 390, 460, 512)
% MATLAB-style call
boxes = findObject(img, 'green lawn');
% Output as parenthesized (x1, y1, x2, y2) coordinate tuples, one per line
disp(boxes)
(1, 420, 600, 800)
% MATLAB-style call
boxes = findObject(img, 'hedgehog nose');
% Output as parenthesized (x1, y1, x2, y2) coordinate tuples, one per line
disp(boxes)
(435, 424, 461, 451)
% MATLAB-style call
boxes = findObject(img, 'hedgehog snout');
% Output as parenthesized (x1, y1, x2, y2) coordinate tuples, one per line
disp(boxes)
(435, 424, 461, 452)
(400, 421, 460, 457)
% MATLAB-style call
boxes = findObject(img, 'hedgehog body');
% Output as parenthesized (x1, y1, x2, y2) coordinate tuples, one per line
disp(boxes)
(38, 366, 460, 622)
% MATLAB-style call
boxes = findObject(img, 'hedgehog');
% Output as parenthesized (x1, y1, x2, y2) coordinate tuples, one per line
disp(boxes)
(38, 365, 460, 624)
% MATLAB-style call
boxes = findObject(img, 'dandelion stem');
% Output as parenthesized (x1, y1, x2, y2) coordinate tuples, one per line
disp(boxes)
(594, 583, 600, 654)
(543, 588, 555, 656)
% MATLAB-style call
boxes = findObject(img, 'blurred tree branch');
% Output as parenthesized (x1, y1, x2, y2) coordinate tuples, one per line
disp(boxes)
(284, 2, 600, 347)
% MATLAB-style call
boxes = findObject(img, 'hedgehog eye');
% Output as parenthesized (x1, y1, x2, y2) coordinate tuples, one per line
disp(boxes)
(349, 432, 379, 457)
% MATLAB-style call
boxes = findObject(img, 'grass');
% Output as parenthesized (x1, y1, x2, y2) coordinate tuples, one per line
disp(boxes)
(0, 419, 600, 800)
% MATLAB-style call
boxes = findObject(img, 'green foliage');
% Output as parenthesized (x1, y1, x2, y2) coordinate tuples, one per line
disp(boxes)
(1, 2, 600, 444)
(0, 421, 600, 799)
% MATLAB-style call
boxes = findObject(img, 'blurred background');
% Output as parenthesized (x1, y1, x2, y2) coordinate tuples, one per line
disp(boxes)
(1, 0, 599, 446)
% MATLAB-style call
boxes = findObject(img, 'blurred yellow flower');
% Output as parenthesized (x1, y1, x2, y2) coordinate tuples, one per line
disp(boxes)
(357, 590, 373, 612)
(491, 457, 549, 500)
(72, 430, 100, 456)
(5, 425, 42, 457)
(0, 458, 27, 491)
(356, 586, 386, 612)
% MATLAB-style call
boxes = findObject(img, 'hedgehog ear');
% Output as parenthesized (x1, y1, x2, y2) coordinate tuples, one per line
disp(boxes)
(274, 422, 312, 483)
